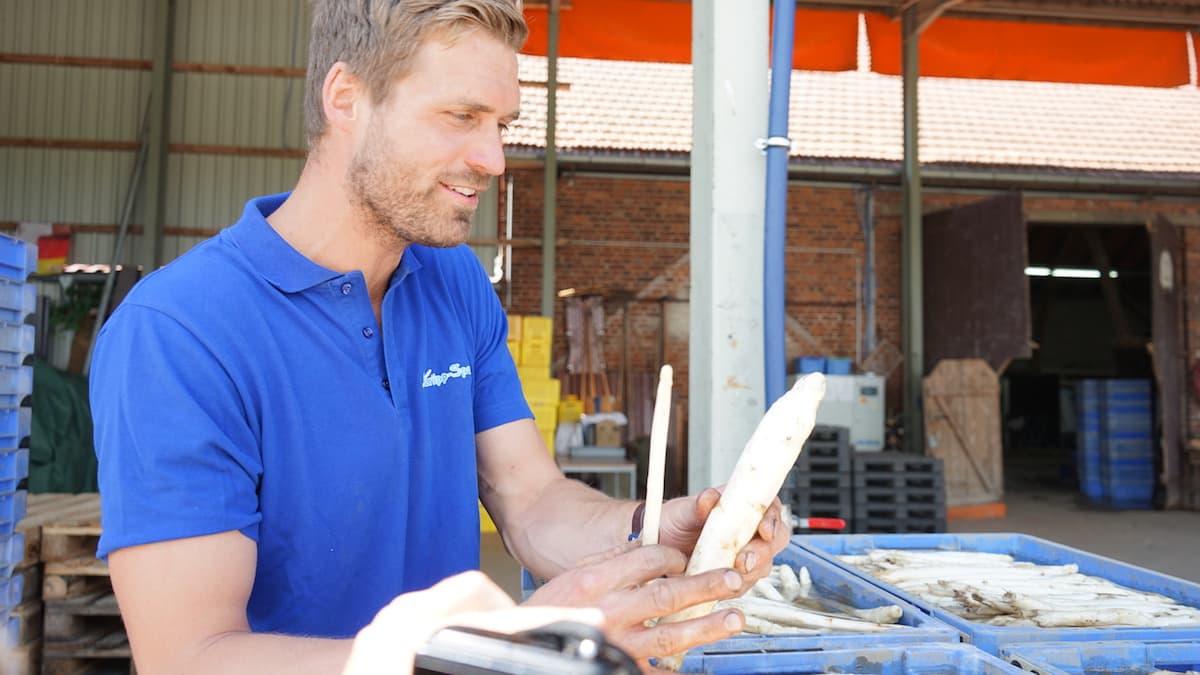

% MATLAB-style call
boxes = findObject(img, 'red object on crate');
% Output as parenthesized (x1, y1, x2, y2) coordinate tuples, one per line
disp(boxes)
(37, 235, 70, 275)
(795, 517, 845, 531)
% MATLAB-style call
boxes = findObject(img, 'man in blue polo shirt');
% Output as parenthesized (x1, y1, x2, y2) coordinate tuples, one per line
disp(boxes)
(90, 2, 789, 673)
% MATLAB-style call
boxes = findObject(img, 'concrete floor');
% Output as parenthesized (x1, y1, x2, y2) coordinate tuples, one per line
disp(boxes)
(481, 486, 1200, 602)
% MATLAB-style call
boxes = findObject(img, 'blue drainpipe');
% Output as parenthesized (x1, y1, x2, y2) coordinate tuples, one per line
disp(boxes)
(764, 0, 796, 408)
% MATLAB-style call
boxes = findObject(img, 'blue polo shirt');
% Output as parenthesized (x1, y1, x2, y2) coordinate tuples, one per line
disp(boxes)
(90, 192, 532, 638)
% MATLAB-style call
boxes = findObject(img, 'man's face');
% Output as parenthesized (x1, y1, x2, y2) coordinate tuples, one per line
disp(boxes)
(347, 29, 520, 248)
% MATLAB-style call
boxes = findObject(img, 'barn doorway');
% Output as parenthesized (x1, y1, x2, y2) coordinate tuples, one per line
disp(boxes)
(1002, 223, 1154, 494)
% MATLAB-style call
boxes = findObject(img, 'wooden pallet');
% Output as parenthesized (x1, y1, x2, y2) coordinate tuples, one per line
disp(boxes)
(8, 493, 130, 674)
(16, 493, 101, 569)
(8, 599, 43, 645)
(44, 591, 124, 642)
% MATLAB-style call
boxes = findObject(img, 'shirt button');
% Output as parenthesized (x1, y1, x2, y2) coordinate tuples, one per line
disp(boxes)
(362, 327, 374, 338)
(340, 282, 352, 295)
(382, 379, 390, 390)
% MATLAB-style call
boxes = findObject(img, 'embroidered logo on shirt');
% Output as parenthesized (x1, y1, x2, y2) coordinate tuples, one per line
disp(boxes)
(422, 363, 473, 388)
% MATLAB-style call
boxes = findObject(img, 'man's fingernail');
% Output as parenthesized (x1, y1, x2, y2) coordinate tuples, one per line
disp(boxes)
(723, 570, 741, 590)
(744, 551, 758, 571)
(723, 612, 743, 632)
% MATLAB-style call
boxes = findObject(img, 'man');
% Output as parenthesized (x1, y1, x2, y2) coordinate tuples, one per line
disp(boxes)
(90, 1, 789, 673)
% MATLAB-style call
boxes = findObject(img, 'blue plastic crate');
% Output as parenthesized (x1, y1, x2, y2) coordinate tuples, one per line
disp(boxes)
(3, 613, 14, 649)
(795, 533, 1200, 655)
(0, 491, 26, 530)
(680, 643, 1024, 674)
(0, 449, 28, 493)
(693, 544, 958, 656)
(0, 531, 23, 569)
(1079, 481, 1104, 502)
(0, 407, 31, 446)
(797, 356, 826, 374)
(1104, 439, 1153, 460)
(1002, 640, 1200, 675)
(0, 324, 33, 366)
(0, 237, 34, 282)
(1099, 378, 1152, 396)
(825, 357, 853, 375)
(0, 366, 31, 406)
(0, 573, 22, 610)
(0, 282, 35, 324)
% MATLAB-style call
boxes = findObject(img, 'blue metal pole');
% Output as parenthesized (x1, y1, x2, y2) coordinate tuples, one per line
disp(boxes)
(764, 0, 796, 408)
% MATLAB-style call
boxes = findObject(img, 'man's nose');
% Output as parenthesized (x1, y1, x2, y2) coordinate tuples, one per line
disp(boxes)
(465, 126, 507, 177)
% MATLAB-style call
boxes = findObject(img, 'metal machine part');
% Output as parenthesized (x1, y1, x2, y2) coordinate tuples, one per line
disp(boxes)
(414, 621, 639, 675)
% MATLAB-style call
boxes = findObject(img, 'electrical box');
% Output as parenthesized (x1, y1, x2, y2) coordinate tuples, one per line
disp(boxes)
(790, 373, 885, 451)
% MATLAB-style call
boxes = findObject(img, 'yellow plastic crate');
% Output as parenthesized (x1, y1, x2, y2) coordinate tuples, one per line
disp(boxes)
(507, 313, 522, 342)
(519, 340, 551, 368)
(521, 377, 561, 402)
(517, 365, 551, 381)
(558, 395, 584, 423)
(522, 316, 553, 343)
(506, 339, 521, 366)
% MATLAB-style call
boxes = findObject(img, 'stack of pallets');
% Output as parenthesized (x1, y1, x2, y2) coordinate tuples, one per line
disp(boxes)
(851, 452, 946, 533)
(779, 426, 854, 527)
(10, 493, 128, 675)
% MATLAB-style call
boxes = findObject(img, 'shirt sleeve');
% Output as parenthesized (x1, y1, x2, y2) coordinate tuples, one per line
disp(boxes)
(90, 303, 263, 559)
(457, 250, 533, 433)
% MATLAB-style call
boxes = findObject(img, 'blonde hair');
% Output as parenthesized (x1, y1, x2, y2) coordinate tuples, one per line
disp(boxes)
(304, 0, 527, 147)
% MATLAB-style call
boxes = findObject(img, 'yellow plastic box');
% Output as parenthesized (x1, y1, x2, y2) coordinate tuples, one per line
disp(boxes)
(522, 316, 553, 343)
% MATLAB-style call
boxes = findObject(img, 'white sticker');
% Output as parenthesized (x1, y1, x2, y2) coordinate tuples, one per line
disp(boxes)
(1159, 250, 1174, 291)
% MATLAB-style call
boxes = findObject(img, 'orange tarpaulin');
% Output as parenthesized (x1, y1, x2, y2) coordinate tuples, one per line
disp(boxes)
(523, 1, 859, 72)
(866, 14, 1192, 87)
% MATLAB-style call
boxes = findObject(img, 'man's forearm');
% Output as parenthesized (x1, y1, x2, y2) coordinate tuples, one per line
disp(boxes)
(503, 476, 640, 579)
(177, 632, 353, 675)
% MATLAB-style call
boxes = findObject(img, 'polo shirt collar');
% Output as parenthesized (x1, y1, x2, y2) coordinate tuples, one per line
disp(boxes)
(229, 192, 422, 293)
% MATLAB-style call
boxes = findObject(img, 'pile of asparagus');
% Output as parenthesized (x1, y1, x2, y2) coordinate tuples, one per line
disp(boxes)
(715, 563, 905, 636)
(838, 549, 1200, 628)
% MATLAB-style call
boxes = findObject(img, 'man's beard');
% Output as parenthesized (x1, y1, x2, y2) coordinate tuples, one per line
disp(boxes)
(346, 135, 487, 249)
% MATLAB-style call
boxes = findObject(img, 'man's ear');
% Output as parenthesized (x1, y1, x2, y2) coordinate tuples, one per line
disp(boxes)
(322, 61, 364, 135)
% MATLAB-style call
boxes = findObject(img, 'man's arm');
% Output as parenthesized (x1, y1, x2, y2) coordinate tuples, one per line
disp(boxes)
(110, 531, 352, 674)
(476, 419, 788, 580)
(476, 418, 640, 577)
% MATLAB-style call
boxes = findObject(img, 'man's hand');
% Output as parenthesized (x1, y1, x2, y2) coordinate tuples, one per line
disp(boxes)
(524, 542, 745, 666)
(344, 571, 604, 675)
(656, 487, 790, 590)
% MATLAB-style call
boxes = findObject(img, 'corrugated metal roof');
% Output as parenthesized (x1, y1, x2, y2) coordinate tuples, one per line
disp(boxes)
(507, 54, 1200, 174)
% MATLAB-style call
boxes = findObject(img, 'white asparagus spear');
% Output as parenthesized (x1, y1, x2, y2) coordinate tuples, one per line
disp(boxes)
(641, 364, 673, 546)
(777, 563, 802, 602)
(740, 614, 819, 636)
(656, 373, 826, 670)
(753, 578, 787, 603)
(721, 597, 899, 633)
(843, 549, 1200, 628)
(852, 604, 904, 624)
(797, 565, 813, 598)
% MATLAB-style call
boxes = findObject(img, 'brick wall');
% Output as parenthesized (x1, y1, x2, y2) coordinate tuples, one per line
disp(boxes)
(504, 168, 1199, 442)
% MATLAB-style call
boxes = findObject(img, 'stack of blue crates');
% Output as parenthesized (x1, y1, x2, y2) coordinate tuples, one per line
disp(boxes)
(1075, 380, 1103, 503)
(1099, 379, 1154, 509)
(1075, 378, 1154, 509)
(0, 234, 35, 651)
